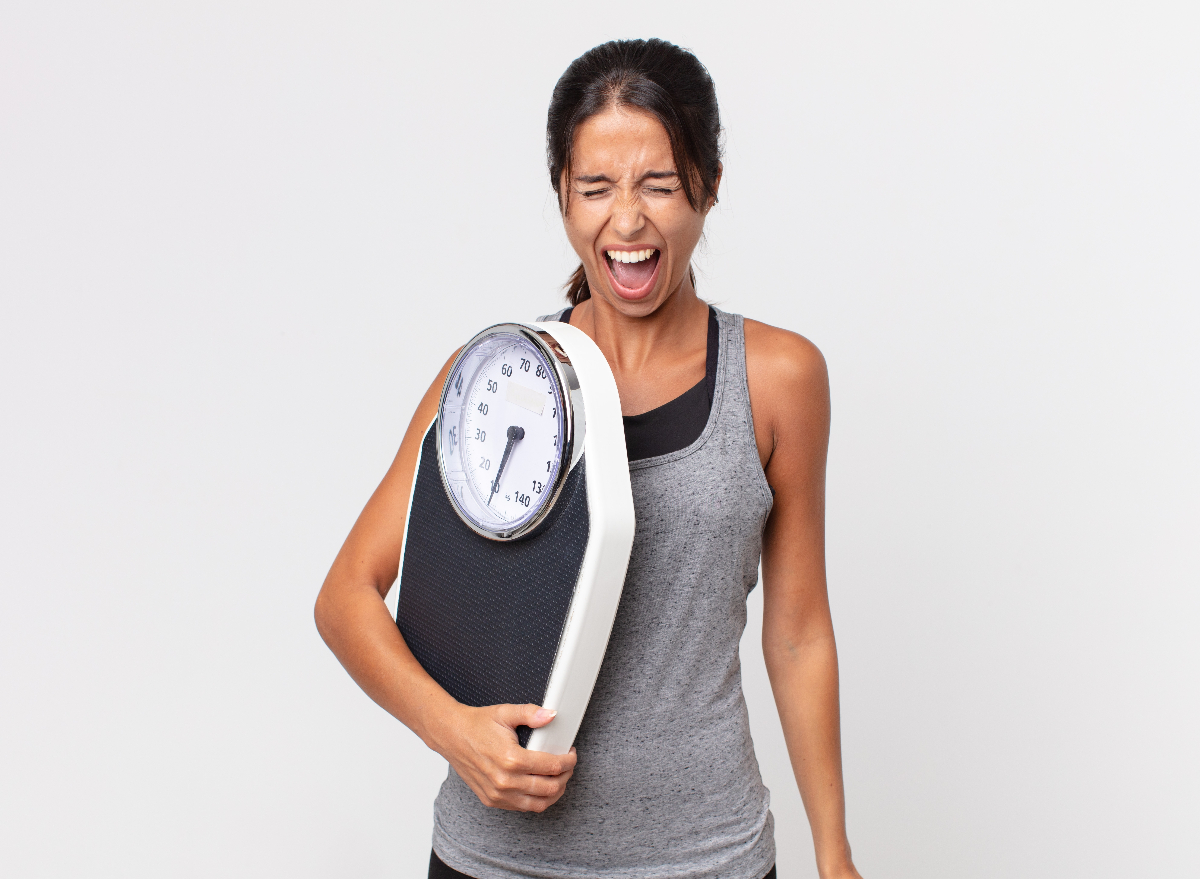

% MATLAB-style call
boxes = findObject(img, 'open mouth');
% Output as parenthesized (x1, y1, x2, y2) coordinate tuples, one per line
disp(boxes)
(604, 248, 661, 299)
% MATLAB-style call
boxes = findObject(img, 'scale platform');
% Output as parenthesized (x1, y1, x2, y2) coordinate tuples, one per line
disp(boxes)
(393, 321, 634, 754)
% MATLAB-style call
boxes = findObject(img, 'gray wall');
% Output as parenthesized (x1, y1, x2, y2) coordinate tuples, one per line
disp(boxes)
(2, 2, 1196, 876)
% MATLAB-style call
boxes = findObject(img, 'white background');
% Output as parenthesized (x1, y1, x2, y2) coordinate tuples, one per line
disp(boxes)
(2, 2, 1197, 877)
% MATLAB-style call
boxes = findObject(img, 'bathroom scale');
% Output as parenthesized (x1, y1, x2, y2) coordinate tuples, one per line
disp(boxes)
(394, 320, 635, 754)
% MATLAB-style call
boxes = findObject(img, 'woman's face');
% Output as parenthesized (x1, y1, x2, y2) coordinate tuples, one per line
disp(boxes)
(561, 105, 716, 317)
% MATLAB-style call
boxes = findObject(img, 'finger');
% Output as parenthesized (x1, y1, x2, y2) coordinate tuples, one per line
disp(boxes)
(515, 742, 577, 776)
(528, 749, 578, 778)
(505, 792, 563, 813)
(489, 756, 574, 795)
(521, 772, 573, 805)
(508, 747, 576, 777)
(491, 747, 571, 784)
(483, 770, 563, 803)
(510, 770, 571, 800)
(491, 703, 557, 730)
(484, 790, 562, 813)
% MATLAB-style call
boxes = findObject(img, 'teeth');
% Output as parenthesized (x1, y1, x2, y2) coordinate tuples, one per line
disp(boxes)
(606, 248, 657, 263)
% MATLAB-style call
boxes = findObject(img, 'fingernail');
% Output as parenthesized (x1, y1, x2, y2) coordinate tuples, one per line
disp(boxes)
(534, 708, 557, 722)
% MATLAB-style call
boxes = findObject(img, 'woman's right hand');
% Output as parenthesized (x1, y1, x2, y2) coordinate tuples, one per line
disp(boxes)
(430, 703, 578, 813)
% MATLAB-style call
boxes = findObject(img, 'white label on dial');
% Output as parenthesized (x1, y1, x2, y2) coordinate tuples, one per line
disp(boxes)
(505, 380, 546, 416)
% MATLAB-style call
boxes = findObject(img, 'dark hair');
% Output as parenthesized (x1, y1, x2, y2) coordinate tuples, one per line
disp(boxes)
(547, 39, 723, 305)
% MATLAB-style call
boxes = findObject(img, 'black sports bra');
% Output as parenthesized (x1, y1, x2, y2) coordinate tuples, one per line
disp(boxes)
(557, 306, 718, 462)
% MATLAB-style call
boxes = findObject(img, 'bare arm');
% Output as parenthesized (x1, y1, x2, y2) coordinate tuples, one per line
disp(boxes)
(746, 321, 863, 879)
(313, 353, 576, 812)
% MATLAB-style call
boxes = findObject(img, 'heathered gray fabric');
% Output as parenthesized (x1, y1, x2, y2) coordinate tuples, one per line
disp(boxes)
(432, 309, 776, 879)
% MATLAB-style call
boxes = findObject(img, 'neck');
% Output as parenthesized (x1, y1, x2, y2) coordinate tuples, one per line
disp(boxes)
(572, 275, 708, 377)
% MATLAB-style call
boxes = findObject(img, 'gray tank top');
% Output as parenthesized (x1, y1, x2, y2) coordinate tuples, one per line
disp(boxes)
(432, 308, 776, 879)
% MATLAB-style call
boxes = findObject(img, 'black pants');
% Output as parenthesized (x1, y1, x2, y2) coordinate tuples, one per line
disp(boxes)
(430, 849, 778, 879)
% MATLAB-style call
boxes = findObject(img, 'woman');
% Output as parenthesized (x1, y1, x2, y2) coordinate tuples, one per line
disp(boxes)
(315, 39, 864, 879)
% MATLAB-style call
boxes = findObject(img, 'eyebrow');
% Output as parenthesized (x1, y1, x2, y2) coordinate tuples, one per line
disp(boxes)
(573, 170, 679, 184)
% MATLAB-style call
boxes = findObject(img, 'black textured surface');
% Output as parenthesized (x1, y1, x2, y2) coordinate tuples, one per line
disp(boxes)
(397, 427, 589, 746)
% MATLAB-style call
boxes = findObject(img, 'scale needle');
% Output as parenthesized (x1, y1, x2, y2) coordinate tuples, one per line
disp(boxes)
(488, 425, 525, 506)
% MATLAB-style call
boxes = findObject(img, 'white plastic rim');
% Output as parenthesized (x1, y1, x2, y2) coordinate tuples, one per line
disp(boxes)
(524, 320, 635, 754)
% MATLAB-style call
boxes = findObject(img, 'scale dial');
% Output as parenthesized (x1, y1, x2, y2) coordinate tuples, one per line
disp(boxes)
(436, 324, 579, 540)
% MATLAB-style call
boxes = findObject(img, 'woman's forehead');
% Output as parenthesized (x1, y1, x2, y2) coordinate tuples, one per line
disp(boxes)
(572, 106, 676, 176)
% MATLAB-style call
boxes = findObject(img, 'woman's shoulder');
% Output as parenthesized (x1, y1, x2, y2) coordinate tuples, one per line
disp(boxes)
(739, 316, 830, 469)
(741, 316, 828, 394)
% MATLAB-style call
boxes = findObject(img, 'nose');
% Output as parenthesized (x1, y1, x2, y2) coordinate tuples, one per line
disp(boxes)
(610, 190, 646, 239)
